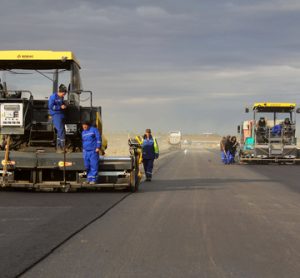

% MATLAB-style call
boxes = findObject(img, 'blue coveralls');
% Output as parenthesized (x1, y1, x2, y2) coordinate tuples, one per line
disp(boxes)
(82, 127, 101, 183)
(272, 124, 282, 136)
(220, 139, 233, 165)
(142, 136, 158, 179)
(48, 93, 65, 149)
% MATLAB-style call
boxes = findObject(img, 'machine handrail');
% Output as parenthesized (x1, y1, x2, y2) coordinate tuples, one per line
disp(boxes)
(0, 89, 33, 100)
(67, 90, 93, 108)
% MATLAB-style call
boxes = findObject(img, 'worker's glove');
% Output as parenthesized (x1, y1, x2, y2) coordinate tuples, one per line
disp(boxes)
(155, 154, 159, 159)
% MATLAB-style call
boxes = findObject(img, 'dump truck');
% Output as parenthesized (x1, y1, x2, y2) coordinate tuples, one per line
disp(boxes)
(0, 50, 141, 191)
(168, 131, 181, 149)
(237, 102, 300, 164)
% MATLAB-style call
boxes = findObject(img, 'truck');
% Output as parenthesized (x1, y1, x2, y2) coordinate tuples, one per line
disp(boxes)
(0, 50, 141, 192)
(237, 102, 300, 164)
(168, 131, 181, 149)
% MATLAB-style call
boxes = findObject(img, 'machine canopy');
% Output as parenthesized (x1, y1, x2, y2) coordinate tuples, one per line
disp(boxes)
(0, 50, 80, 70)
(253, 102, 296, 113)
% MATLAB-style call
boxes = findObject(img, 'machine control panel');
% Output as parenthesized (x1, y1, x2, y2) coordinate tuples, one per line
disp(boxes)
(65, 124, 77, 135)
(0, 103, 24, 127)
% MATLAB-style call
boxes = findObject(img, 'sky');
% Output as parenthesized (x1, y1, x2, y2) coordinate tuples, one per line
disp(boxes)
(1, 0, 300, 134)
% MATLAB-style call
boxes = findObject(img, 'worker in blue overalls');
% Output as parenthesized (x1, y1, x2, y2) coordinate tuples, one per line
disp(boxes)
(48, 84, 67, 153)
(142, 128, 159, 181)
(82, 121, 101, 185)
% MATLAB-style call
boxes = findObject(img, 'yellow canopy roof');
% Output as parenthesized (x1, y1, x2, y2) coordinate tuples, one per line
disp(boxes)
(253, 102, 296, 112)
(253, 102, 296, 108)
(0, 50, 80, 70)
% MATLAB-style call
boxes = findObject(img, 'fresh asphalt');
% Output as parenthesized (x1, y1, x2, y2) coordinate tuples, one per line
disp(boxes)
(1, 148, 300, 277)
(0, 190, 129, 278)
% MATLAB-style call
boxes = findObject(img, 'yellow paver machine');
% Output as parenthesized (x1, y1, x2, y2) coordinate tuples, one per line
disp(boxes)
(0, 50, 142, 191)
(238, 102, 300, 164)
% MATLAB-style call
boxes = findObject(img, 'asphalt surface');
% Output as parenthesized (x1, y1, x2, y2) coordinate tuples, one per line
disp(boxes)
(0, 190, 129, 278)
(2, 148, 300, 277)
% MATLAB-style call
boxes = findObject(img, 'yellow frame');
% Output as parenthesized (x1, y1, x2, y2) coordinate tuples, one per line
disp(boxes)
(253, 102, 296, 109)
(0, 50, 80, 68)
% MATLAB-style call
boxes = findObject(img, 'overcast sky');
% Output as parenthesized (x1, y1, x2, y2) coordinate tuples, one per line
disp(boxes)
(1, 0, 300, 134)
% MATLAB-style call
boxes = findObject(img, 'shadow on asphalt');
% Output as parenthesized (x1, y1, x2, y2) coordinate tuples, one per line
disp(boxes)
(0, 187, 130, 194)
(139, 178, 276, 192)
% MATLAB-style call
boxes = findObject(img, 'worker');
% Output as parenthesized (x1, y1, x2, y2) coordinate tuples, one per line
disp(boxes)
(283, 118, 292, 130)
(283, 118, 293, 143)
(142, 128, 159, 181)
(257, 117, 267, 129)
(219, 135, 233, 164)
(256, 117, 268, 143)
(220, 136, 228, 164)
(229, 136, 239, 164)
(48, 84, 67, 152)
(82, 121, 101, 185)
(226, 135, 233, 164)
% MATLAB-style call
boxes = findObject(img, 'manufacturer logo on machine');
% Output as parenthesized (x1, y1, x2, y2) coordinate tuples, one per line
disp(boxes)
(17, 54, 34, 59)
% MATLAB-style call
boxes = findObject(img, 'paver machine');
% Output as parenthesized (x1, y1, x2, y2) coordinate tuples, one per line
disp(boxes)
(0, 50, 141, 191)
(237, 102, 300, 164)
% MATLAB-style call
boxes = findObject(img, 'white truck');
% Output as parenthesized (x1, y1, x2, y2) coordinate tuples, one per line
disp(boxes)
(168, 131, 182, 149)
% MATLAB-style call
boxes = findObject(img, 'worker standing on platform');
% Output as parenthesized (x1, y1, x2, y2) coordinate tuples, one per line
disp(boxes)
(142, 129, 159, 181)
(48, 84, 67, 152)
(82, 121, 101, 185)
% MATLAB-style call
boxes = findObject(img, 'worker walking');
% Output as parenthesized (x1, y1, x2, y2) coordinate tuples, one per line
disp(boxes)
(48, 84, 67, 152)
(142, 129, 159, 181)
(82, 121, 101, 185)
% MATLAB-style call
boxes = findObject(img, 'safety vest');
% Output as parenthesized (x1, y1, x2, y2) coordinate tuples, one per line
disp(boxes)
(139, 136, 159, 155)
(153, 137, 159, 154)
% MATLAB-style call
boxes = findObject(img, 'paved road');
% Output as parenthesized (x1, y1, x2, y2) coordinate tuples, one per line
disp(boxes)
(0, 191, 129, 278)
(2, 148, 300, 277)
(19, 148, 300, 278)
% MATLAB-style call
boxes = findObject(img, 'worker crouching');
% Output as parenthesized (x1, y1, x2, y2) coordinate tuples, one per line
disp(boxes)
(220, 135, 239, 164)
(142, 129, 159, 181)
(82, 121, 101, 185)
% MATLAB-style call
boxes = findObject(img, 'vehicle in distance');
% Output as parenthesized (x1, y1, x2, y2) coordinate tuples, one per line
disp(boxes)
(237, 102, 300, 164)
(168, 131, 181, 150)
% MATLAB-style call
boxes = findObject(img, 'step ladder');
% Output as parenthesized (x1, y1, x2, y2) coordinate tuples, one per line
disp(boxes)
(29, 122, 56, 147)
